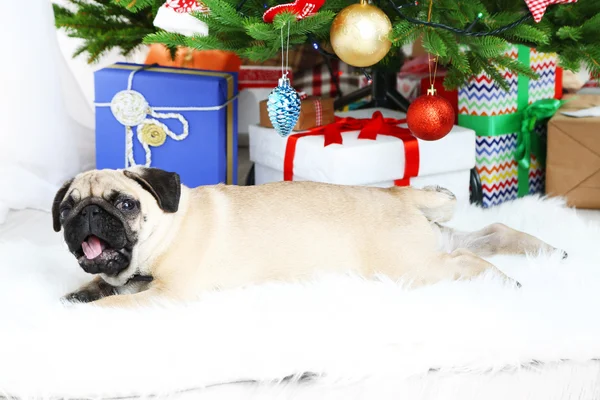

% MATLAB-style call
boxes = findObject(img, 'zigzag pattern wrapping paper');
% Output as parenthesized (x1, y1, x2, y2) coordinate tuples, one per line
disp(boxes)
(476, 134, 519, 206)
(459, 45, 520, 117)
(459, 45, 556, 207)
(476, 131, 545, 207)
(528, 49, 558, 104)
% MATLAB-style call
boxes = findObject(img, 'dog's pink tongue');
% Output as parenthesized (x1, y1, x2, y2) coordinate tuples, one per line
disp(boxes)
(82, 236, 103, 260)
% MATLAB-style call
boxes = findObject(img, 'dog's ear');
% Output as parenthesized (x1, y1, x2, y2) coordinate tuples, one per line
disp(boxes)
(124, 168, 181, 213)
(52, 179, 74, 232)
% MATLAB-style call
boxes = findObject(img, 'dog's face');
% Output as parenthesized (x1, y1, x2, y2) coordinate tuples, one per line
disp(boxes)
(52, 167, 181, 278)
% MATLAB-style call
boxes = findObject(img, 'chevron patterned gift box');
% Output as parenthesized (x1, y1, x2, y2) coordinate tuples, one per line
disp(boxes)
(459, 44, 562, 207)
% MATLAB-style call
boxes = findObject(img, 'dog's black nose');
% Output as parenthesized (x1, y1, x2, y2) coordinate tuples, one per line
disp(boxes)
(81, 204, 101, 219)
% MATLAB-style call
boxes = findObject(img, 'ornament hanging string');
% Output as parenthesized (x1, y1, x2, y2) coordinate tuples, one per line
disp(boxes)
(427, 0, 433, 21)
(426, 0, 439, 95)
(281, 21, 291, 79)
(405, 0, 455, 142)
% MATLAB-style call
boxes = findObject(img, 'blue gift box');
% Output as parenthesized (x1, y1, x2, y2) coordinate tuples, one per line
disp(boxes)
(94, 63, 238, 187)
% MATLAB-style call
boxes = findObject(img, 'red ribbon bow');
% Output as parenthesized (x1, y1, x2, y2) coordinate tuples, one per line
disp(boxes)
(524, 0, 577, 23)
(283, 111, 420, 186)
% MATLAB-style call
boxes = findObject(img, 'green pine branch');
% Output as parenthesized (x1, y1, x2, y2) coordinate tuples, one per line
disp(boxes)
(389, 21, 421, 47)
(244, 21, 278, 41)
(53, 0, 600, 89)
(53, 0, 158, 63)
(113, 0, 155, 12)
(422, 30, 447, 58)
(199, 0, 246, 27)
(144, 30, 189, 48)
(436, 30, 470, 75)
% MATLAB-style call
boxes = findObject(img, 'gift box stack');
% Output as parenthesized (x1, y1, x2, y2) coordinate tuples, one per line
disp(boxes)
(94, 63, 238, 187)
(546, 95, 600, 209)
(249, 108, 476, 205)
(458, 44, 563, 207)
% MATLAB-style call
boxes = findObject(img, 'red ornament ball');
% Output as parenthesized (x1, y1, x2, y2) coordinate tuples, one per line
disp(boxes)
(406, 94, 455, 141)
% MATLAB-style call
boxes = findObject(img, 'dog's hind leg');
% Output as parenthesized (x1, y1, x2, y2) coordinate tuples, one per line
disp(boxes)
(402, 249, 520, 287)
(434, 223, 567, 259)
(393, 185, 457, 223)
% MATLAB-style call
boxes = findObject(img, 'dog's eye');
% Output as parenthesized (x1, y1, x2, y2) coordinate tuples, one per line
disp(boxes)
(117, 199, 137, 211)
(59, 207, 71, 220)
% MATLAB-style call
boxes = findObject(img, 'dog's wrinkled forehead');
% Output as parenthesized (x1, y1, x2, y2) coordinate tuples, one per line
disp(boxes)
(67, 170, 140, 202)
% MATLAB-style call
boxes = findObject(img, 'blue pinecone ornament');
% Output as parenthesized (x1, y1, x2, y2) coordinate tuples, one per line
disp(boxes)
(267, 77, 301, 137)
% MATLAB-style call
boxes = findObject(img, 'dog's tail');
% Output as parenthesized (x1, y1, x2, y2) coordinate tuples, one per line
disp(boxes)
(390, 185, 457, 223)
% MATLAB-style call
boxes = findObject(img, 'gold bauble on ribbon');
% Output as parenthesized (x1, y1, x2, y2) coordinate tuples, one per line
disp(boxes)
(140, 124, 167, 147)
(329, 0, 392, 68)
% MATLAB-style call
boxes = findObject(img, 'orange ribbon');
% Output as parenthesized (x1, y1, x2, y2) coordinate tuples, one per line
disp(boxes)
(283, 111, 420, 185)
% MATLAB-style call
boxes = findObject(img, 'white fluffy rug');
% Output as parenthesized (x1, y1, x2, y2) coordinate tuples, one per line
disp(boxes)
(1, 196, 600, 399)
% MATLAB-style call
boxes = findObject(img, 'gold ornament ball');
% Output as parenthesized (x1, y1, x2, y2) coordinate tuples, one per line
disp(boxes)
(330, 0, 392, 68)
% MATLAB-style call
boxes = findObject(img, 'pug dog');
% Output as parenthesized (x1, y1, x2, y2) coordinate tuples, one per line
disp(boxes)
(53, 167, 565, 308)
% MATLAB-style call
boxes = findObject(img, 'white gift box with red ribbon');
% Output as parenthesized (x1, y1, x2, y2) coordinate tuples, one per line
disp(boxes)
(249, 108, 476, 205)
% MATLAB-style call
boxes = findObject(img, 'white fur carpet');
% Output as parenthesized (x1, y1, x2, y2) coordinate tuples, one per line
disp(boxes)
(1, 196, 600, 399)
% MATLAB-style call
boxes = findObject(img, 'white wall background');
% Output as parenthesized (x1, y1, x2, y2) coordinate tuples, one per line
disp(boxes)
(0, 0, 147, 223)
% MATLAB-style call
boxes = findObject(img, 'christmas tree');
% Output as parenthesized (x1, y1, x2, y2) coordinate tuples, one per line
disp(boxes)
(54, 0, 600, 90)
(53, 0, 164, 63)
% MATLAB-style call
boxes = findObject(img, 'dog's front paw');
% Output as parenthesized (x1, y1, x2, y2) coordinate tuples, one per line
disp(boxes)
(62, 290, 101, 304)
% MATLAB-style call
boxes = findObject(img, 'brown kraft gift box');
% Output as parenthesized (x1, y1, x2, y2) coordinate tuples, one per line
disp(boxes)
(546, 95, 600, 208)
(259, 97, 335, 131)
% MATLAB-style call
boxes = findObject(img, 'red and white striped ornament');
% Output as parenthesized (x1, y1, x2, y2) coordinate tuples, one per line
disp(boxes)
(524, 0, 577, 23)
(262, 0, 325, 23)
(154, 0, 210, 36)
(163, 0, 209, 13)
